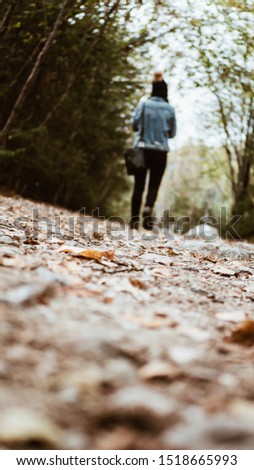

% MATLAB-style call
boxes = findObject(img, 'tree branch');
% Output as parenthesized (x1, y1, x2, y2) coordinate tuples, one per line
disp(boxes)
(216, 94, 237, 196)
(0, 0, 17, 36)
(0, 0, 72, 145)
(42, 1, 121, 126)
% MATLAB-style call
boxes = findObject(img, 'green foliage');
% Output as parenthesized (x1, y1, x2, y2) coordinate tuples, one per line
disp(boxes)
(0, 0, 158, 215)
(159, 143, 232, 228)
(177, 0, 254, 236)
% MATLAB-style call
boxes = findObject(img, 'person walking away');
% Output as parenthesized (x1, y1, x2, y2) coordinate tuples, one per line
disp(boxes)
(130, 79, 177, 230)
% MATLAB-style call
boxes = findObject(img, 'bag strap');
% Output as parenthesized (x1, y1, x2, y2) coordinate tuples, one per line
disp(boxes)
(140, 102, 145, 142)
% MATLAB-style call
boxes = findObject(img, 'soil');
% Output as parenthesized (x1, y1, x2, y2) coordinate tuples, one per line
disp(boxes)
(0, 193, 254, 450)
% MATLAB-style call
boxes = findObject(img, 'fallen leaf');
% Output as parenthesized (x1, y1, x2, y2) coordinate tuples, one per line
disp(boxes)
(154, 312, 168, 319)
(226, 319, 254, 346)
(93, 232, 104, 240)
(200, 255, 218, 263)
(167, 247, 181, 256)
(23, 237, 40, 245)
(60, 246, 115, 261)
(78, 249, 104, 260)
(129, 278, 146, 289)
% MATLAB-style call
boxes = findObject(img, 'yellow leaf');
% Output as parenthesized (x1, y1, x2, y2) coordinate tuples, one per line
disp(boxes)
(60, 246, 115, 261)
(77, 249, 115, 261)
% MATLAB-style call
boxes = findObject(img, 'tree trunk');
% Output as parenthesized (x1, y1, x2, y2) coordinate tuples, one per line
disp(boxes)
(0, 1, 17, 36)
(231, 111, 254, 235)
(0, 0, 72, 146)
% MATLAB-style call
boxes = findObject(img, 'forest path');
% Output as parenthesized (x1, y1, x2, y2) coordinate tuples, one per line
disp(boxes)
(0, 194, 254, 450)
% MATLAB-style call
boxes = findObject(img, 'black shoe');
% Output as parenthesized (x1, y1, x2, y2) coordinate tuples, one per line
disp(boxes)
(129, 216, 140, 230)
(142, 207, 154, 230)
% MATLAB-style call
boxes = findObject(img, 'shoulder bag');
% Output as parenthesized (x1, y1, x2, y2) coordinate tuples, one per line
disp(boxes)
(124, 104, 146, 175)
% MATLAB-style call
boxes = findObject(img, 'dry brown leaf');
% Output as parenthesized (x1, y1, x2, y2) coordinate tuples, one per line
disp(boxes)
(60, 246, 115, 261)
(93, 231, 104, 240)
(154, 312, 168, 319)
(78, 249, 115, 261)
(226, 319, 254, 346)
(167, 247, 180, 256)
(24, 237, 40, 245)
(102, 250, 115, 261)
(129, 278, 146, 289)
(200, 255, 218, 263)
(77, 249, 104, 260)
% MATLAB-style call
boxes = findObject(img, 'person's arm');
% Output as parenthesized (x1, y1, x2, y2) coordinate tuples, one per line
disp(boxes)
(132, 101, 144, 132)
(168, 108, 177, 138)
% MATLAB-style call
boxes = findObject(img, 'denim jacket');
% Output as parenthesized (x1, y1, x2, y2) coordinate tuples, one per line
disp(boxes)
(132, 97, 176, 152)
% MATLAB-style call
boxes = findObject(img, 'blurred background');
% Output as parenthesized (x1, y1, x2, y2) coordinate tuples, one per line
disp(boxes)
(0, 0, 253, 237)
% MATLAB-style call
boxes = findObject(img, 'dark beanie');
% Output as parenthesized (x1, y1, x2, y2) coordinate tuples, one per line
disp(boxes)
(151, 80, 168, 101)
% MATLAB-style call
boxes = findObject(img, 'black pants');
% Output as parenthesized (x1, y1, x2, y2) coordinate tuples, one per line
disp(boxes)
(131, 149, 167, 219)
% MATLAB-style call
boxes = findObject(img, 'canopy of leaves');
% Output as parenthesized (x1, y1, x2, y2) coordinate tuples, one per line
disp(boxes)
(0, 0, 162, 214)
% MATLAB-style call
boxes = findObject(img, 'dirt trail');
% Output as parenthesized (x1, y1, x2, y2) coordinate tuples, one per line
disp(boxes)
(0, 194, 254, 450)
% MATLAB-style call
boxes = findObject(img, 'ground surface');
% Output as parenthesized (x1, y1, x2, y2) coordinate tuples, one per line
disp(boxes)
(0, 194, 254, 450)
